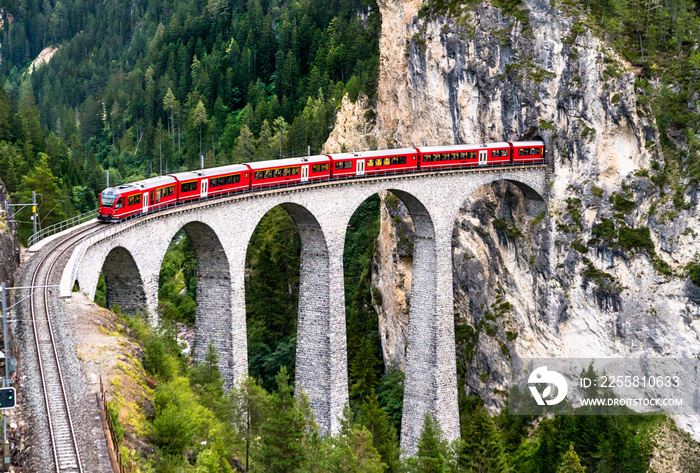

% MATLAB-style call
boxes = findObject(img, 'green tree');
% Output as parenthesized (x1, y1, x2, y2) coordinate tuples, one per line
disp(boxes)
(360, 390, 400, 472)
(13, 153, 68, 242)
(163, 87, 179, 145)
(144, 332, 175, 381)
(557, 445, 585, 473)
(257, 366, 314, 473)
(405, 413, 454, 473)
(72, 186, 97, 213)
(231, 376, 270, 472)
(233, 125, 256, 163)
(191, 99, 208, 159)
(458, 403, 508, 473)
(329, 406, 386, 473)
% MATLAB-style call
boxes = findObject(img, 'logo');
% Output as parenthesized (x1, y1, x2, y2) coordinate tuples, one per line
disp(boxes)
(528, 366, 568, 406)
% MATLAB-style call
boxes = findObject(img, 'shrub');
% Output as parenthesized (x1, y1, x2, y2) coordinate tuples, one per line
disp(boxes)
(610, 194, 636, 212)
(618, 226, 654, 253)
(592, 218, 616, 242)
(686, 262, 700, 287)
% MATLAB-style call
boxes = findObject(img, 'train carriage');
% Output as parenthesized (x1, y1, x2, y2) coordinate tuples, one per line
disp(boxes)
(98, 176, 177, 222)
(330, 148, 419, 177)
(417, 142, 513, 169)
(511, 141, 545, 164)
(247, 155, 332, 189)
(170, 164, 251, 202)
(328, 153, 364, 178)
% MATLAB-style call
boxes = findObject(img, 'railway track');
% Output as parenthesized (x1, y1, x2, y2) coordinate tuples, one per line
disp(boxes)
(29, 222, 102, 473)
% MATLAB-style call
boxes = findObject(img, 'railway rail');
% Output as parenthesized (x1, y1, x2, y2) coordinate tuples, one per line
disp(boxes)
(29, 222, 101, 473)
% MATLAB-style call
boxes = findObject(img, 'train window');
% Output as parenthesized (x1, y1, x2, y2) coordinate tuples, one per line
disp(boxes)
(367, 159, 375, 167)
(389, 156, 407, 165)
(492, 149, 509, 157)
(424, 154, 433, 162)
(114, 198, 123, 209)
(150, 191, 155, 203)
(210, 174, 240, 187)
(335, 160, 352, 169)
(155, 186, 174, 202)
(383, 158, 390, 165)
(127, 194, 142, 206)
(101, 192, 116, 207)
(181, 181, 198, 193)
(519, 147, 540, 156)
(312, 163, 329, 173)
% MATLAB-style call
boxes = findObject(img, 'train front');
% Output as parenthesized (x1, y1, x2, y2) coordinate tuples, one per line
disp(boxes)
(98, 188, 119, 222)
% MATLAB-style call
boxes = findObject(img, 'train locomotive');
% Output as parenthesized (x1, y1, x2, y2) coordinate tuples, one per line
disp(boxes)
(98, 140, 544, 222)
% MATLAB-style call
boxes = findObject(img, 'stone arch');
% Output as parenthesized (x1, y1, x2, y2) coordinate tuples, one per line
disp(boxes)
(167, 221, 234, 379)
(344, 187, 444, 453)
(245, 202, 334, 430)
(383, 189, 441, 453)
(101, 246, 147, 315)
(481, 176, 546, 217)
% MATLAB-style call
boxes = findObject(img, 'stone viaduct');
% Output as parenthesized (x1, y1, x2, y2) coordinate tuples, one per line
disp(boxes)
(58, 166, 546, 454)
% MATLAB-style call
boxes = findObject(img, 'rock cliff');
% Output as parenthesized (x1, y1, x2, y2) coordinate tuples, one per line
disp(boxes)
(325, 0, 700, 441)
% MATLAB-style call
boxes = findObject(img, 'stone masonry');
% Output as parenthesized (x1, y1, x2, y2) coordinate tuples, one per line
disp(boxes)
(60, 166, 546, 453)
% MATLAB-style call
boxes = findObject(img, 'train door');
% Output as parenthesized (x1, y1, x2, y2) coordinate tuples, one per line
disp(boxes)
(201, 179, 208, 198)
(356, 159, 365, 176)
(142, 192, 149, 213)
(479, 150, 488, 165)
(301, 165, 309, 182)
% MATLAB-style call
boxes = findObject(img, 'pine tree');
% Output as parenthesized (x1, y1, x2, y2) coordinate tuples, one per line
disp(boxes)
(13, 153, 68, 242)
(233, 125, 256, 163)
(458, 403, 508, 473)
(257, 366, 313, 473)
(329, 406, 386, 473)
(230, 376, 269, 472)
(405, 412, 453, 473)
(203, 339, 220, 385)
(360, 390, 400, 472)
(192, 100, 208, 160)
(557, 445, 585, 473)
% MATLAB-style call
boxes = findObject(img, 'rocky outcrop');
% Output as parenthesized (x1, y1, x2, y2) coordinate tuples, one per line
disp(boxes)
(371, 191, 414, 370)
(322, 94, 378, 153)
(0, 179, 19, 286)
(325, 0, 700, 441)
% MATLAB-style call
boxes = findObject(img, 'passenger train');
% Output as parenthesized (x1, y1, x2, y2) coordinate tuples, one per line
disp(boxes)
(98, 140, 545, 222)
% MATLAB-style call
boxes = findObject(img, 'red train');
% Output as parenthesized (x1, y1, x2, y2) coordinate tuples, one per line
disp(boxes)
(98, 141, 544, 222)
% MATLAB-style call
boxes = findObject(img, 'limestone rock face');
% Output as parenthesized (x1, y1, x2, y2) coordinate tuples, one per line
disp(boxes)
(325, 0, 700, 440)
(371, 191, 414, 370)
